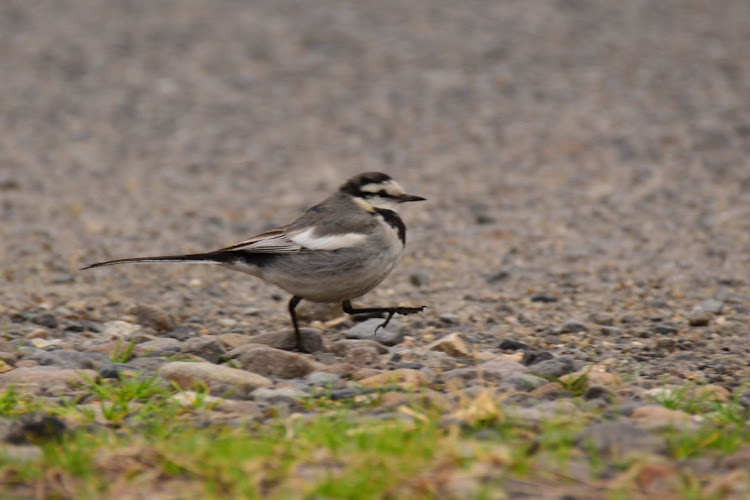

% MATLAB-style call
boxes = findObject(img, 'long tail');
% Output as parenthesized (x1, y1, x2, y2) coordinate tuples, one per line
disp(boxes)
(80, 252, 233, 270)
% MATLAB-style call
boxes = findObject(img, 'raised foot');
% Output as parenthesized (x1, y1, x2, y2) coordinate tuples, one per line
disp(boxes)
(375, 305, 427, 333)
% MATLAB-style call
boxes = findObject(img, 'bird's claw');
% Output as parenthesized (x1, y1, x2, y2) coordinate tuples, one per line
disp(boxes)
(374, 306, 426, 335)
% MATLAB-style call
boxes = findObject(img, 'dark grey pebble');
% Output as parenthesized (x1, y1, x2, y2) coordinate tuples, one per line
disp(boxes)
(26, 350, 109, 370)
(393, 362, 424, 370)
(166, 326, 201, 341)
(651, 324, 678, 335)
(560, 319, 588, 334)
(530, 292, 558, 303)
(499, 339, 530, 351)
(5, 413, 66, 444)
(527, 356, 579, 377)
(487, 269, 511, 283)
(521, 350, 555, 366)
(583, 386, 616, 402)
(31, 313, 58, 329)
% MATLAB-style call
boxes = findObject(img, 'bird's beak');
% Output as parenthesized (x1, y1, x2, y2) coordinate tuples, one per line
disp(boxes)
(397, 194, 426, 202)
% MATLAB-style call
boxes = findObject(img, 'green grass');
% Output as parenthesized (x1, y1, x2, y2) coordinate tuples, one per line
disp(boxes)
(1, 377, 750, 499)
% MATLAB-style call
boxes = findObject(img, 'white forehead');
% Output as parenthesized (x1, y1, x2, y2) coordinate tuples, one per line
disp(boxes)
(359, 179, 405, 195)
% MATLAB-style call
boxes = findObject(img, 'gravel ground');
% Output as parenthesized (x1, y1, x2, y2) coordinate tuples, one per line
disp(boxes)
(1, 0, 750, 496)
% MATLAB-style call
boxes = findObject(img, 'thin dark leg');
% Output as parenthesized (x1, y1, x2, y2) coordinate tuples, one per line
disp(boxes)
(342, 300, 426, 333)
(288, 296, 308, 353)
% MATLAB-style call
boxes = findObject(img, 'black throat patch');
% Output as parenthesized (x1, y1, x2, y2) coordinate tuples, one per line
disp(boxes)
(374, 208, 406, 245)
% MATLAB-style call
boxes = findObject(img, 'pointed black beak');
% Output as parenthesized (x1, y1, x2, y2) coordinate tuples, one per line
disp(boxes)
(397, 194, 426, 202)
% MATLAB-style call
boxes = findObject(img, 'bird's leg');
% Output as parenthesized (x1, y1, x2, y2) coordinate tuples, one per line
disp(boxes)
(288, 296, 309, 353)
(342, 300, 426, 333)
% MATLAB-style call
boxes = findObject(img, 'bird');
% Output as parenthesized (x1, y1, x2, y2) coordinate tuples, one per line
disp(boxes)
(81, 172, 427, 352)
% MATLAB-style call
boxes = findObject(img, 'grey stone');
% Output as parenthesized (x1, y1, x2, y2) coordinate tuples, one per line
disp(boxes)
(578, 421, 664, 458)
(25, 350, 109, 370)
(521, 350, 554, 366)
(698, 299, 723, 314)
(443, 357, 526, 383)
(306, 371, 341, 387)
(505, 373, 549, 391)
(331, 339, 389, 357)
(233, 345, 320, 379)
(346, 318, 405, 346)
(136, 338, 183, 353)
(528, 356, 579, 378)
(588, 312, 615, 326)
(560, 319, 588, 334)
(246, 328, 324, 353)
(251, 387, 306, 404)
(158, 361, 272, 393)
(31, 313, 58, 329)
(181, 336, 226, 363)
(439, 313, 460, 325)
(0, 368, 98, 392)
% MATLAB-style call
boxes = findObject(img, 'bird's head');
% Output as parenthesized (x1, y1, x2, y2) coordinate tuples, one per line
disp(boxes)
(340, 172, 425, 211)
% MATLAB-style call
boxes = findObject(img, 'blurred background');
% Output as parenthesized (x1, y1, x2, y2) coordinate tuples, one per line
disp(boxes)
(1, 1, 749, 347)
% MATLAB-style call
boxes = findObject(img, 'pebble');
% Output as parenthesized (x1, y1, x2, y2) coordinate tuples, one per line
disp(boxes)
(439, 313, 460, 325)
(530, 292, 558, 303)
(158, 361, 272, 394)
(505, 373, 549, 391)
(409, 270, 430, 287)
(630, 405, 698, 431)
(498, 339, 530, 351)
(520, 350, 554, 366)
(331, 339, 389, 357)
(217, 333, 254, 350)
(136, 338, 183, 353)
(305, 371, 341, 387)
(5, 413, 66, 444)
(0, 368, 98, 393)
(25, 350, 109, 370)
(443, 357, 526, 384)
(244, 328, 324, 353)
(588, 312, 615, 326)
(30, 313, 58, 329)
(560, 319, 588, 334)
(527, 357, 579, 378)
(688, 310, 712, 327)
(344, 346, 382, 367)
(358, 368, 430, 389)
(600, 326, 623, 336)
(181, 336, 226, 363)
(346, 318, 405, 346)
(133, 304, 175, 332)
(578, 421, 664, 458)
(427, 332, 470, 358)
(251, 387, 307, 404)
(102, 320, 141, 339)
(233, 345, 321, 379)
(697, 299, 723, 314)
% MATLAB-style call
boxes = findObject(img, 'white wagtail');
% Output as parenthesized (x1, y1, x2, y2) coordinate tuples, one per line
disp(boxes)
(82, 172, 426, 352)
